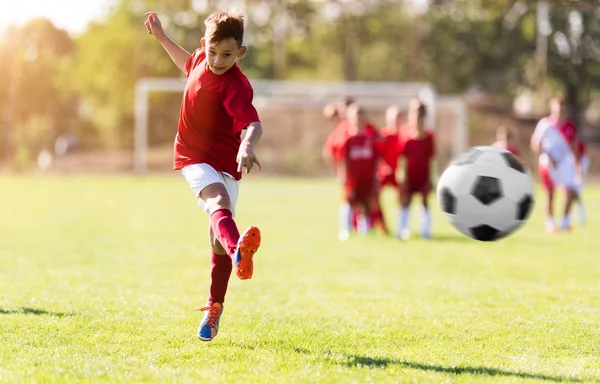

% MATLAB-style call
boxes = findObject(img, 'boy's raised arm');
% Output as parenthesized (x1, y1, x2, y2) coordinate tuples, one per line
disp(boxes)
(145, 12, 191, 74)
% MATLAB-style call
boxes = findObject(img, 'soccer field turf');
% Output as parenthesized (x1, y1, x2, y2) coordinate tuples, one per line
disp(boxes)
(1, 175, 599, 383)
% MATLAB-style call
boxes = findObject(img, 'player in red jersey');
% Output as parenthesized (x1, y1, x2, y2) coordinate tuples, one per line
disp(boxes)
(146, 11, 262, 341)
(323, 102, 387, 236)
(337, 104, 383, 240)
(491, 126, 521, 157)
(397, 100, 436, 240)
(531, 94, 582, 233)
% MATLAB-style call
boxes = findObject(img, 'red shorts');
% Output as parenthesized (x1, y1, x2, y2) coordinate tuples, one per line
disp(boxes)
(344, 182, 378, 205)
(538, 164, 554, 192)
(378, 173, 398, 188)
(400, 179, 431, 197)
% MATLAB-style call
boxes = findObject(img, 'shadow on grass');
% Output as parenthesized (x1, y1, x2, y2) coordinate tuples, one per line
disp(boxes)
(342, 354, 593, 383)
(0, 307, 74, 317)
(428, 234, 472, 243)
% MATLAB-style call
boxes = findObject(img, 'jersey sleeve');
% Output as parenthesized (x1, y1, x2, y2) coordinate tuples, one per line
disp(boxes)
(223, 76, 260, 133)
(185, 48, 205, 77)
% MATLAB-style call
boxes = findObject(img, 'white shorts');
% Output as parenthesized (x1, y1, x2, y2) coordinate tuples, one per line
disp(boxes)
(181, 163, 240, 217)
(549, 155, 577, 191)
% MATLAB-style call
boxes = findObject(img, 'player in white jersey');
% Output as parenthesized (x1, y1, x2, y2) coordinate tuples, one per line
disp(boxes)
(531, 95, 581, 233)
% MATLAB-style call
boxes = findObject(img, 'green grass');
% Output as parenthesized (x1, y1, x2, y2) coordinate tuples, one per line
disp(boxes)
(1, 174, 599, 383)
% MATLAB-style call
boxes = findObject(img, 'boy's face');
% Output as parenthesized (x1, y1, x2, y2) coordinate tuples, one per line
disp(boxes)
(347, 106, 365, 132)
(201, 36, 246, 75)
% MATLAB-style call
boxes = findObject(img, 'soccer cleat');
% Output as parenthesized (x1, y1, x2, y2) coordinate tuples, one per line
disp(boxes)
(196, 302, 223, 341)
(397, 229, 410, 240)
(234, 226, 261, 280)
(338, 230, 350, 241)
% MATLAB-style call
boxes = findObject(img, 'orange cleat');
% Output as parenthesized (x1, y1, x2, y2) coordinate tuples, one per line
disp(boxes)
(234, 226, 261, 280)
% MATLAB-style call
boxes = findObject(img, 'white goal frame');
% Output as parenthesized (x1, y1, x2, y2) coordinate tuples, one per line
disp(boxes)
(134, 78, 468, 175)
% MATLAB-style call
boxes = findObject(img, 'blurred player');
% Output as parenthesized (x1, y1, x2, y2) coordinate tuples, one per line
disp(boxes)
(337, 104, 383, 240)
(491, 126, 520, 157)
(323, 101, 387, 235)
(146, 11, 262, 341)
(531, 94, 581, 233)
(397, 100, 436, 240)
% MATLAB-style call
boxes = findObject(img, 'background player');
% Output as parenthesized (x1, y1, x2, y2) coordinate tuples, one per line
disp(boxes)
(531, 94, 581, 233)
(397, 99, 436, 240)
(337, 104, 385, 240)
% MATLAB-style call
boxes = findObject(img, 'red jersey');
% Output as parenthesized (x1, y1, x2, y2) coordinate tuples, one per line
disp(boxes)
(401, 131, 435, 184)
(173, 48, 260, 180)
(341, 133, 379, 191)
(324, 119, 379, 164)
(557, 120, 577, 144)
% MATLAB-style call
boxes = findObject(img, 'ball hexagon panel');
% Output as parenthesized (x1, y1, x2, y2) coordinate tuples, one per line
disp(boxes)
(469, 225, 504, 242)
(517, 194, 534, 221)
(439, 187, 457, 215)
(451, 194, 519, 234)
(470, 176, 503, 205)
(436, 164, 479, 197)
(500, 152, 526, 174)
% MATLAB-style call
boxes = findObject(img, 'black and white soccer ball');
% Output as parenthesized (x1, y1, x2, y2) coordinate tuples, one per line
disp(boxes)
(436, 146, 535, 241)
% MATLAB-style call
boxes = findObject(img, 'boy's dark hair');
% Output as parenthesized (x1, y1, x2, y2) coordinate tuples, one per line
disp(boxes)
(205, 11, 245, 47)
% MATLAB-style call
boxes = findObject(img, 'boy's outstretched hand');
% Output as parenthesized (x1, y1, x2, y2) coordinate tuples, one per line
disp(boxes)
(237, 143, 262, 174)
(144, 12, 166, 40)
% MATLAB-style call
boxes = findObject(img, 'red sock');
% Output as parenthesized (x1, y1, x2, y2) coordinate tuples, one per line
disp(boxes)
(209, 251, 232, 305)
(210, 209, 240, 258)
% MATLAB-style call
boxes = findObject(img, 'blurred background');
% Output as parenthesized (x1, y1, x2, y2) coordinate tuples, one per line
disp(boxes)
(1, 0, 599, 176)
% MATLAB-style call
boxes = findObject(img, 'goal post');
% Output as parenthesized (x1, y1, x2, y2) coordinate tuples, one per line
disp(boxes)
(134, 78, 468, 175)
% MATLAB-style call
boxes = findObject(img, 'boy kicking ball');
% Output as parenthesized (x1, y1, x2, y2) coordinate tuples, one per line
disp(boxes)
(145, 10, 263, 341)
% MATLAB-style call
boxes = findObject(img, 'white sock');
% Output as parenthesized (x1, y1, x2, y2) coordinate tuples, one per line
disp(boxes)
(339, 204, 351, 239)
(357, 214, 369, 235)
(421, 207, 431, 238)
(578, 201, 586, 225)
(545, 216, 556, 232)
(560, 214, 571, 230)
(397, 207, 410, 238)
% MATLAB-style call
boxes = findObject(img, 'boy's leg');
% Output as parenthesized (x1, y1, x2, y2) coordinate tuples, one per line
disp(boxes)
(539, 165, 556, 233)
(397, 183, 411, 239)
(203, 182, 260, 280)
(197, 228, 230, 341)
(339, 201, 352, 241)
(420, 185, 431, 239)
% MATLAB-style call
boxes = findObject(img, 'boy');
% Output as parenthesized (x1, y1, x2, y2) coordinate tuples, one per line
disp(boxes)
(323, 102, 386, 236)
(337, 104, 382, 240)
(531, 94, 581, 233)
(397, 100, 436, 240)
(145, 11, 263, 341)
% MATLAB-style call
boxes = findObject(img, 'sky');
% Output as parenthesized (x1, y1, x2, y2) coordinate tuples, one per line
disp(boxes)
(0, 0, 113, 34)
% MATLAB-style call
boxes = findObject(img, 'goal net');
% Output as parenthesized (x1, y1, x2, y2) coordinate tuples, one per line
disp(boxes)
(134, 78, 468, 176)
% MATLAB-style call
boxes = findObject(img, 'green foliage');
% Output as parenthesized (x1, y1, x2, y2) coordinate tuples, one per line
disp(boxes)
(2, 0, 600, 161)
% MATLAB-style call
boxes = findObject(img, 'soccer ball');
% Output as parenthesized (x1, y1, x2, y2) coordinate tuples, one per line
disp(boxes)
(436, 146, 535, 241)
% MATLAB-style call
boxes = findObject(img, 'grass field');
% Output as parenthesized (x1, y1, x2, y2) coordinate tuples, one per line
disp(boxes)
(1, 174, 599, 383)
